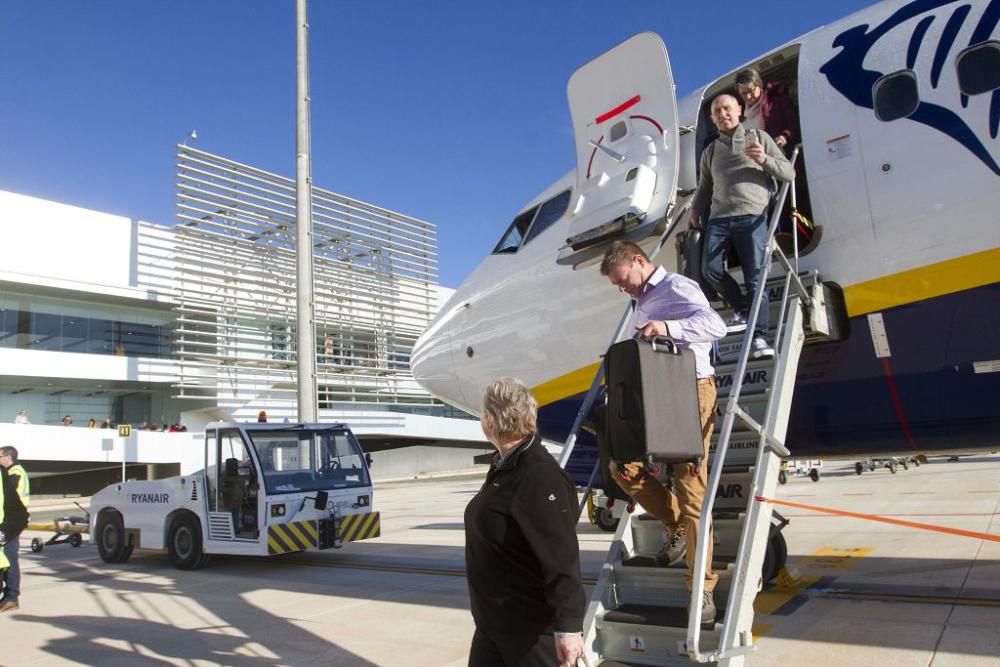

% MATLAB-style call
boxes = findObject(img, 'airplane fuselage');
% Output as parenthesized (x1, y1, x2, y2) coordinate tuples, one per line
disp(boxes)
(412, 0, 1000, 478)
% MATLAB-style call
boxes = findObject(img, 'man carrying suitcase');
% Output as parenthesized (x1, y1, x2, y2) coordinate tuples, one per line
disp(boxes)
(600, 240, 727, 624)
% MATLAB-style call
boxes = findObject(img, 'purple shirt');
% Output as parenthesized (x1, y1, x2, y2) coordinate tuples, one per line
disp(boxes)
(631, 266, 727, 379)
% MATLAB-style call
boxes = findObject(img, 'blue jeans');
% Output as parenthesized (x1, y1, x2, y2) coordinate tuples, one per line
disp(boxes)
(2, 533, 19, 602)
(702, 213, 769, 339)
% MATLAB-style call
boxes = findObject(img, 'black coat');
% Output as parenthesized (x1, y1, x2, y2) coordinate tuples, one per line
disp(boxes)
(464, 434, 585, 639)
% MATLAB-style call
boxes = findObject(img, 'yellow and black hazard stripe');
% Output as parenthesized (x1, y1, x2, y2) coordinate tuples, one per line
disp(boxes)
(268, 520, 318, 555)
(339, 512, 380, 543)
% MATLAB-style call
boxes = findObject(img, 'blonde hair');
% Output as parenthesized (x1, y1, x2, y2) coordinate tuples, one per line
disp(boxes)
(481, 377, 537, 441)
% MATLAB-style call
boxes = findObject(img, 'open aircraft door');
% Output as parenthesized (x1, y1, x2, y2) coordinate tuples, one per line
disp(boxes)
(557, 32, 680, 266)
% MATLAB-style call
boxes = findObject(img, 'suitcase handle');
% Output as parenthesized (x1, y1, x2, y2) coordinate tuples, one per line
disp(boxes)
(650, 336, 678, 354)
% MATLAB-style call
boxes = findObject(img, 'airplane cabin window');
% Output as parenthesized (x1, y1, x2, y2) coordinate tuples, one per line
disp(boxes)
(609, 121, 628, 142)
(956, 41, 1000, 96)
(492, 207, 538, 254)
(873, 70, 919, 122)
(524, 189, 572, 244)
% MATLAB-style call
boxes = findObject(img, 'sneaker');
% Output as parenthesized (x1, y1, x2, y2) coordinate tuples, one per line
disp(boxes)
(750, 335, 774, 360)
(0, 600, 19, 613)
(699, 590, 716, 626)
(726, 312, 748, 333)
(655, 530, 686, 567)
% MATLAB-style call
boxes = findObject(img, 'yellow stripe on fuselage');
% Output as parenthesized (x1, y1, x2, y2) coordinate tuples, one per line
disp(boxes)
(532, 362, 601, 408)
(531, 249, 1000, 408)
(842, 247, 1000, 317)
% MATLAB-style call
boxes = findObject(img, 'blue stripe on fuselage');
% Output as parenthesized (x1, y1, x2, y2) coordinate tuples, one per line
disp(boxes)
(542, 282, 1000, 487)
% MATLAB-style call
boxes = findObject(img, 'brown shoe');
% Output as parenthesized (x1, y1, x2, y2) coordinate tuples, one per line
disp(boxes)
(0, 600, 19, 612)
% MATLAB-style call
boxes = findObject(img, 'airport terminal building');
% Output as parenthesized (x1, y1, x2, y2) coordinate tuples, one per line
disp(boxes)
(0, 147, 485, 490)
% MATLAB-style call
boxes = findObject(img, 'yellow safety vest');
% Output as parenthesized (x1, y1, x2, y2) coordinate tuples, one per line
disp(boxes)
(8, 464, 29, 509)
(0, 472, 8, 569)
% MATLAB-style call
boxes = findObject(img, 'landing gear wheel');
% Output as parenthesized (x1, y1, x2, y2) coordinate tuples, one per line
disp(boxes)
(901, 458, 909, 470)
(761, 530, 788, 586)
(167, 514, 208, 570)
(594, 507, 620, 533)
(889, 461, 897, 474)
(809, 468, 820, 482)
(778, 469, 788, 485)
(855, 462, 863, 475)
(31, 537, 43, 553)
(96, 511, 133, 563)
(70, 533, 83, 547)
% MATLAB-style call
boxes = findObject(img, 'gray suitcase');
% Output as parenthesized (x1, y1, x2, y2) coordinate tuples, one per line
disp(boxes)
(604, 336, 704, 464)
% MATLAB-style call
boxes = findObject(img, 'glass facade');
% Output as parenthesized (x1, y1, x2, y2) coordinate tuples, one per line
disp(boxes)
(0, 308, 172, 358)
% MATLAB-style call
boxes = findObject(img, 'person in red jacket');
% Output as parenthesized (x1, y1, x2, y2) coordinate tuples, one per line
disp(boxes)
(734, 67, 799, 152)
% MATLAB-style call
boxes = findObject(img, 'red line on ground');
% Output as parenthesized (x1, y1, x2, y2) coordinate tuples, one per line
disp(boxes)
(757, 496, 1000, 542)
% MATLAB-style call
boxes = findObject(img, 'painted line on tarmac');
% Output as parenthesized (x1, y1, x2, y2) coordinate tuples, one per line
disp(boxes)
(757, 496, 1000, 542)
(288, 556, 600, 585)
(818, 591, 1000, 608)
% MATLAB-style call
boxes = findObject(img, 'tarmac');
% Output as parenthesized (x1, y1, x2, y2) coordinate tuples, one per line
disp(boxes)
(1, 454, 998, 666)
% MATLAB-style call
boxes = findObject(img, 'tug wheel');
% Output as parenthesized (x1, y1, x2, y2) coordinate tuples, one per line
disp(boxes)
(31, 538, 43, 553)
(167, 513, 208, 570)
(96, 510, 132, 563)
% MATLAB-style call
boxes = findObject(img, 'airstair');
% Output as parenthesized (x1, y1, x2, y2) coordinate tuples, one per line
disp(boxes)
(559, 148, 845, 665)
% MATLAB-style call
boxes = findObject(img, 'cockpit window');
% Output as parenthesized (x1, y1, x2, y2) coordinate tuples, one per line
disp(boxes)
(873, 70, 919, 122)
(492, 189, 573, 254)
(524, 189, 572, 244)
(493, 207, 538, 254)
(956, 41, 1000, 96)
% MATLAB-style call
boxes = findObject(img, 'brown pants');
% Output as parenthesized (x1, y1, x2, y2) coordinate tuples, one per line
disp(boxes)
(609, 378, 719, 592)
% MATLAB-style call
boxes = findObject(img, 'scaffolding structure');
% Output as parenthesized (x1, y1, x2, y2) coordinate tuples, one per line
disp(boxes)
(173, 145, 439, 414)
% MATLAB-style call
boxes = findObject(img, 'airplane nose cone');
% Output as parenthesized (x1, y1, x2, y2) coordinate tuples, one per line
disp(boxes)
(412, 311, 470, 409)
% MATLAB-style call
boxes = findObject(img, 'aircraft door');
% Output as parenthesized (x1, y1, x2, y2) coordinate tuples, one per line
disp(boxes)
(558, 32, 680, 265)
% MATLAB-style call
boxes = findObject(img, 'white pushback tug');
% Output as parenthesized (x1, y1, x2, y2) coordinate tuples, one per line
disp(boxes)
(89, 421, 379, 569)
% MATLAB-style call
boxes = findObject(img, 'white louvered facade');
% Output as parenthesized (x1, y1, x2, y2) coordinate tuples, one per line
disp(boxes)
(174, 146, 441, 413)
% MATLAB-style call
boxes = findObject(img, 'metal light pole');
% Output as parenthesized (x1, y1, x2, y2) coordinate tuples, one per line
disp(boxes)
(295, 0, 318, 422)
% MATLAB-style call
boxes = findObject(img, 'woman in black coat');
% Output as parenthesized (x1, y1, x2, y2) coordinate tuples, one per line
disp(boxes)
(464, 377, 586, 666)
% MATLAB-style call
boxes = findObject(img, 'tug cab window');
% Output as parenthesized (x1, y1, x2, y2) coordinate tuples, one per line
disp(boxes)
(956, 41, 1000, 96)
(873, 70, 919, 122)
(492, 189, 572, 253)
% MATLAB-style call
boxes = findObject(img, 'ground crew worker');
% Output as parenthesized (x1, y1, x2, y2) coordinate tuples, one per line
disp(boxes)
(0, 446, 29, 612)
(0, 460, 8, 575)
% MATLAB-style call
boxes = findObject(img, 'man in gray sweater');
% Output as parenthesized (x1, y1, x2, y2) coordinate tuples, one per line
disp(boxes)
(690, 93, 795, 359)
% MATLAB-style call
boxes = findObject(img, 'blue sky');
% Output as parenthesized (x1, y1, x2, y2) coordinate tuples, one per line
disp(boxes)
(1, 0, 876, 287)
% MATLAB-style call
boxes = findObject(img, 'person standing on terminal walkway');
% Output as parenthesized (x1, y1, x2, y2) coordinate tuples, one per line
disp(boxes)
(0, 446, 29, 612)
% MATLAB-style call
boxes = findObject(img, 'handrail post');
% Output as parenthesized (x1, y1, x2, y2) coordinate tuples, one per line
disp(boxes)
(687, 146, 801, 661)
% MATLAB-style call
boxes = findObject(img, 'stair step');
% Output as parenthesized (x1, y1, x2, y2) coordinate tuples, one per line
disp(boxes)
(597, 604, 722, 665)
(614, 559, 734, 609)
(632, 513, 746, 562)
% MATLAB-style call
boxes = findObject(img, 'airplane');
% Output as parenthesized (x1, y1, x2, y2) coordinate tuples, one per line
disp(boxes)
(411, 0, 1000, 486)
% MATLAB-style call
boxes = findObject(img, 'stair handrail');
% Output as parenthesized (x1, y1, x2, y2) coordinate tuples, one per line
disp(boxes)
(687, 145, 803, 661)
